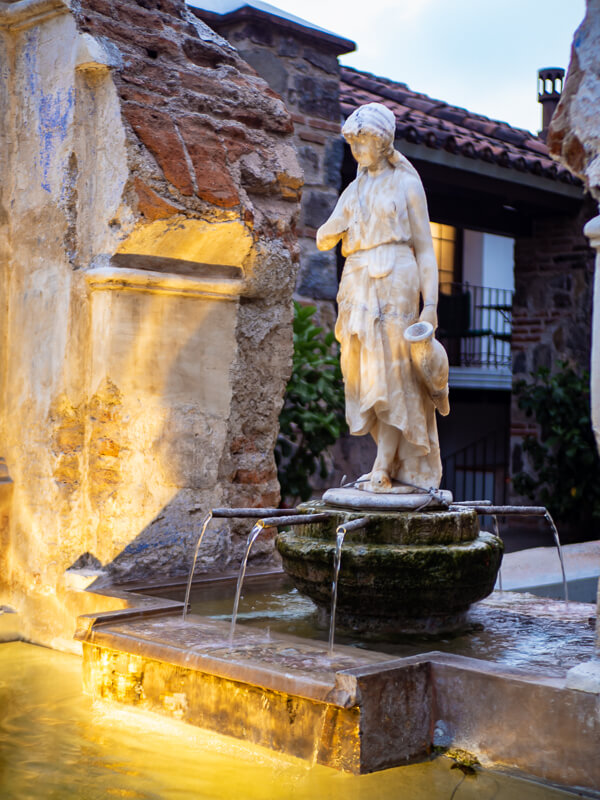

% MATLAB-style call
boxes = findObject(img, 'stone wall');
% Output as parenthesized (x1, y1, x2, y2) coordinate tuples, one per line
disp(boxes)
(192, 8, 352, 325)
(0, 0, 301, 648)
(509, 199, 596, 502)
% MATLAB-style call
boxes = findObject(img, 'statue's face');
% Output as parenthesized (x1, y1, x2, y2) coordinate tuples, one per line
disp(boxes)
(347, 133, 386, 170)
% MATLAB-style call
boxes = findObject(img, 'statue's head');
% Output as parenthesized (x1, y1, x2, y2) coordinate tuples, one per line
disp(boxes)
(342, 103, 398, 171)
(342, 103, 396, 149)
(342, 102, 421, 180)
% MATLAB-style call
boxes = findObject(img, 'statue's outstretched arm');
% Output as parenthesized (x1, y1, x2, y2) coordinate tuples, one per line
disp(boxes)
(316, 194, 347, 252)
(406, 177, 439, 328)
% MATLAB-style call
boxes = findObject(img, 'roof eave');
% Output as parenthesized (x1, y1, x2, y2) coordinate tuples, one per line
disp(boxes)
(191, 5, 356, 56)
(396, 137, 584, 201)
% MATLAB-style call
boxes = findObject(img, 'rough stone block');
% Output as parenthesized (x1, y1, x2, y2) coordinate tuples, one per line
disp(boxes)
(182, 37, 236, 69)
(294, 75, 340, 121)
(123, 104, 194, 195)
(297, 144, 320, 183)
(324, 136, 345, 188)
(178, 116, 239, 207)
(302, 45, 339, 75)
(301, 189, 338, 230)
(296, 249, 338, 300)
(134, 178, 180, 220)
(238, 48, 289, 98)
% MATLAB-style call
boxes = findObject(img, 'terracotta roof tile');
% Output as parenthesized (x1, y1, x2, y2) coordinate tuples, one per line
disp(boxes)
(340, 66, 575, 184)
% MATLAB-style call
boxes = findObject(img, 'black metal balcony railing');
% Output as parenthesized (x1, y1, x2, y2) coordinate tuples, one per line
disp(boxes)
(441, 427, 509, 506)
(437, 282, 513, 369)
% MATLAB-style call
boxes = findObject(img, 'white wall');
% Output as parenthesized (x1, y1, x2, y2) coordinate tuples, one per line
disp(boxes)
(462, 230, 514, 290)
(482, 232, 515, 291)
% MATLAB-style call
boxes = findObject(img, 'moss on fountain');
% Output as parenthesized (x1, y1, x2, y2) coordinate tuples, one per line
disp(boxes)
(276, 505, 503, 635)
(295, 501, 479, 545)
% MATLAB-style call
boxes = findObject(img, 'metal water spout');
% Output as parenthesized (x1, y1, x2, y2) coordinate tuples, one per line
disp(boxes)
(228, 511, 333, 644)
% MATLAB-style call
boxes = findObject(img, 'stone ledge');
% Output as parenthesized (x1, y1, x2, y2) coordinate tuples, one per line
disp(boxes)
(0, 0, 68, 31)
(83, 265, 242, 299)
(76, 605, 600, 785)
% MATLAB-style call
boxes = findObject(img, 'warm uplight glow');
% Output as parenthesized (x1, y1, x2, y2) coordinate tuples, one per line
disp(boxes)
(117, 218, 253, 267)
(0, 641, 584, 799)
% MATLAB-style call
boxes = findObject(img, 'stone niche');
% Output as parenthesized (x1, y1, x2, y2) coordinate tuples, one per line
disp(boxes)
(0, 0, 302, 649)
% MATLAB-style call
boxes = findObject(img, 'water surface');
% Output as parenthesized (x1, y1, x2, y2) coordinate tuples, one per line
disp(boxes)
(185, 574, 596, 677)
(0, 642, 588, 799)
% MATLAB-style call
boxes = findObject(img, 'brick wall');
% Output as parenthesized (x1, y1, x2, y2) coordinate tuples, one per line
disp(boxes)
(77, 0, 302, 235)
(509, 197, 596, 502)
(192, 10, 352, 324)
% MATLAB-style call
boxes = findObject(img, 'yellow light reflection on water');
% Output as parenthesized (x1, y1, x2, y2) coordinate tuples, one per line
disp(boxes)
(0, 643, 584, 800)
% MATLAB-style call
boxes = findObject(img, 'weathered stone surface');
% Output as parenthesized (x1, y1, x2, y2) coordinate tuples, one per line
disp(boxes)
(238, 47, 289, 97)
(294, 75, 340, 121)
(295, 503, 479, 545)
(0, 0, 301, 648)
(324, 136, 345, 187)
(549, 1, 600, 200)
(123, 104, 195, 195)
(296, 247, 338, 300)
(276, 506, 502, 634)
(133, 178, 180, 221)
(177, 116, 240, 207)
(191, 9, 349, 323)
(300, 189, 339, 230)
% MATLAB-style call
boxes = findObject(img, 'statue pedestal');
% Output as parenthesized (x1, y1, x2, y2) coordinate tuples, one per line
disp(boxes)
(276, 500, 503, 636)
(323, 486, 452, 510)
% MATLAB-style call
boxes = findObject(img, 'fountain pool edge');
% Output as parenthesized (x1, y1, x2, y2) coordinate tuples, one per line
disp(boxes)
(74, 595, 600, 791)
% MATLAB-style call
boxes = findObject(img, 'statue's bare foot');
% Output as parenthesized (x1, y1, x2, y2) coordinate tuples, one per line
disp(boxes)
(370, 469, 392, 492)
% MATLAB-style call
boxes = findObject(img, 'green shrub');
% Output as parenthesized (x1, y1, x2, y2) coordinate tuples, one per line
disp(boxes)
(513, 362, 600, 527)
(276, 302, 346, 505)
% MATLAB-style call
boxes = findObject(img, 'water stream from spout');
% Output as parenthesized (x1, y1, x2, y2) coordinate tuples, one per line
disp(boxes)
(544, 511, 569, 603)
(328, 526, 346, 656)
(182, 511, 213, 622)
(229, 521, 265, 645)
(492, 515, 503, 591)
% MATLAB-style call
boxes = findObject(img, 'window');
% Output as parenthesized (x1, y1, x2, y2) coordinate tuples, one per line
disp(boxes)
(430, 222, 457, 293)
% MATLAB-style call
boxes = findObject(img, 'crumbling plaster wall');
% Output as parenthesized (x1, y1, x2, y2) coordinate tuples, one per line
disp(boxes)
(0, 0, 302, 649)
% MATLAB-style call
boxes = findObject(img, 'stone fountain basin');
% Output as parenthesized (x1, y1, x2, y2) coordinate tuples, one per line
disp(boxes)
(276, 504, 503, 634)
(74, 574, 599, 793)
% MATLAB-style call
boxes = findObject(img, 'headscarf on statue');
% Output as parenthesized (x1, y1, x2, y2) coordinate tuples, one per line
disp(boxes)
(341, 102, 421, 182)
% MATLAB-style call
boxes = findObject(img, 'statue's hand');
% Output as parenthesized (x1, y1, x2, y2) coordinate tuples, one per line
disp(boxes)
(316, 223, 343, 252)
(419, 304, 438, 330)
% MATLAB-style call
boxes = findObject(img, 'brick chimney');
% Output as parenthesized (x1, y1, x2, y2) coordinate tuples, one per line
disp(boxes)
(538, 67, 564, 141)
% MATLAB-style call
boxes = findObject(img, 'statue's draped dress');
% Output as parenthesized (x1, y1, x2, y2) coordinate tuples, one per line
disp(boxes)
(329, 165, 442, 487)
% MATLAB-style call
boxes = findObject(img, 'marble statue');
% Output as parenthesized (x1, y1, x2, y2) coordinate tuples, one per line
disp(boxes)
(316, 102, 449, 495)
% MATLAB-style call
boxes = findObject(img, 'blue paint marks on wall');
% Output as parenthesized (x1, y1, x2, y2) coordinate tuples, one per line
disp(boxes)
(22, 25, 75, 193)
(23, 28, 39, 95)
(38, 88, 75, 193)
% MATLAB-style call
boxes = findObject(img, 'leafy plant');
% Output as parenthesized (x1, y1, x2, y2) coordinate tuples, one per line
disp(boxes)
(513, 362, 600, 528)
(276, 302, 346, 505)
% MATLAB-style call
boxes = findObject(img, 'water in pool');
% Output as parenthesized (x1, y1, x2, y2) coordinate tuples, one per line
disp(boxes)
(0, 641, 591, 798)
(182, 574, 595, 678)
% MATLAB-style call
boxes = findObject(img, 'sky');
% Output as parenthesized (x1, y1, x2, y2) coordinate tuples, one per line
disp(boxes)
(236, 0, 587, 135)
